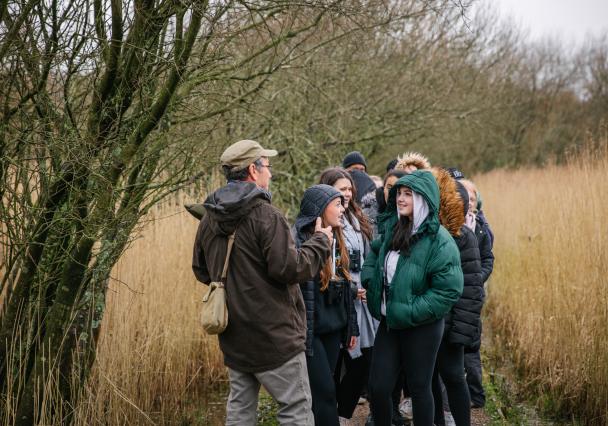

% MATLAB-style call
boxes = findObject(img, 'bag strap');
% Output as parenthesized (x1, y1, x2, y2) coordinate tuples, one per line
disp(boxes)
(221, 233, 236, 282)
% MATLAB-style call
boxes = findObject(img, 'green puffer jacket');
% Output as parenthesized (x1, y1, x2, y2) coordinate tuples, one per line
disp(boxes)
(361, 171, 463, 329)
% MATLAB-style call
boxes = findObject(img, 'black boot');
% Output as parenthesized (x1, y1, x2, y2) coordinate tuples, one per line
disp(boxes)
(392, 401, 406, 426)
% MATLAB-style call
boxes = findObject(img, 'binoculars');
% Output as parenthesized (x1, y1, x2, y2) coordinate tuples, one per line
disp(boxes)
(349, 249, 361, 272)
(327, 277, 358, 304)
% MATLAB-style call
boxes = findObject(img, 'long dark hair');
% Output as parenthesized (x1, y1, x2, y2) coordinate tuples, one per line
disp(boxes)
(319, 225, 351, 292)
(318, 167, 373, 241)
(301, 208, 351, 292)
(390, 215, 413, 253)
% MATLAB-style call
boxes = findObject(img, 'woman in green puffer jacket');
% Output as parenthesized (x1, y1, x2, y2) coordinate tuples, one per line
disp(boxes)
(361, 170, 463, 426)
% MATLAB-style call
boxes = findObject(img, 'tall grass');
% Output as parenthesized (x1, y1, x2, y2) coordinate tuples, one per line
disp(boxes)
(73, 196, 227, 424)
(481, 140, 608, 425)
(6, 143, 606, 424)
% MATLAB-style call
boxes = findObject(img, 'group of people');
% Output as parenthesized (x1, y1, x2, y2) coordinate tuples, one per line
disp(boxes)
(191, 139, 494, 426)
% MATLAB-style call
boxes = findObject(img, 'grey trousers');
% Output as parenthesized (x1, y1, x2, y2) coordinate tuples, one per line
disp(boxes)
(225, 351, 313, 425)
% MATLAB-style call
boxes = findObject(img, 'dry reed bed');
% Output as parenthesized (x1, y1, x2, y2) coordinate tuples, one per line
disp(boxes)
(72, 150, 608, 424)
(75, 199, 226, 425)
(480, 149, 608, 424)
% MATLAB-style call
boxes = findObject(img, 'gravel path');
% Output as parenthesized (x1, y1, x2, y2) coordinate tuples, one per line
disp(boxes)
(344, 400, 491, 425)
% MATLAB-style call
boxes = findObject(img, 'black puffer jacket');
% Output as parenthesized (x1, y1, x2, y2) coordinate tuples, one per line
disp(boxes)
(444, 225, 483, 347)
(293, 184, 359, 356)
(476, 214, 494, 283)
(434, 176, 484, 348)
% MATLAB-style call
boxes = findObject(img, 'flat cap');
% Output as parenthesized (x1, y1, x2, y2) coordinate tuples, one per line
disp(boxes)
(220, 139, 278, 170)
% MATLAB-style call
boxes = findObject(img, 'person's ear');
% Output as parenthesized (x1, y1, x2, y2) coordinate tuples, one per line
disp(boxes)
(248, 163, 257, 180)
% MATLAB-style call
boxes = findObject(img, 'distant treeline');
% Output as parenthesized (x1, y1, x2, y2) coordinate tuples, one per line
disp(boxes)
(173, 5, 608, 213)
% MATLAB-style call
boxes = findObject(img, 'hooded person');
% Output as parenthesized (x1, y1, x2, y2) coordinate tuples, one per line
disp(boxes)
(390, 164, 462, 423)
(446, 181, 484, 349)
(293, 184, 359, 426)
(428, 171, 484, 426)
(361, 170, 463, 426)
(190, 139, 333, 425)
(349, 169, 377, 204)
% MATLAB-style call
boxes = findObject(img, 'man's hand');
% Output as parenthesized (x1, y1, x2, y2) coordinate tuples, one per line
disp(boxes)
(314, 217, 333, 246)
(357, 288, 366, 302)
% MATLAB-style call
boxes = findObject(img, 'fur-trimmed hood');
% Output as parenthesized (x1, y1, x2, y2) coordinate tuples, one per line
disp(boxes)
(379, 170, 440, 238)
(394, 152, 431, 172)
(430, 167, 465, 237)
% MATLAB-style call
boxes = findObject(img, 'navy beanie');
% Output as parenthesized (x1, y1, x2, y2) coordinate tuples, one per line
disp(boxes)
(342, 151, 367, 170)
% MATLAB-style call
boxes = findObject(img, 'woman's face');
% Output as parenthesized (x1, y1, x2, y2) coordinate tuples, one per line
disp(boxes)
(323, 197, 345, 228)
(467, 189, 477, 214)
(396, 186, 413, 219)
(333, 178, 352, 210)
(384, 175, 399, 203)
(462, 182, 478, 214)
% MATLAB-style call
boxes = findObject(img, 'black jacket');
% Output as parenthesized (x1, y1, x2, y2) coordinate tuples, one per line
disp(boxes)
(445, 226, 484, 347)
(476, 215, 494, 283)
(293, 228, 359, 356)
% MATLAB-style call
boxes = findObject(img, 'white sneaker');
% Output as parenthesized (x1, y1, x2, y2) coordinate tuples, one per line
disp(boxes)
(398, 397, 413, 421)
(444, 411, 456, 426)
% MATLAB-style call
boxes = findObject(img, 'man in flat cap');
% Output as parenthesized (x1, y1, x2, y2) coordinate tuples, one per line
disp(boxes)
(191, 140, 333, 425)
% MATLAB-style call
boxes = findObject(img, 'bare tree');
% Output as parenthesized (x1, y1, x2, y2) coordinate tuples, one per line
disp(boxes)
(0, 0, 400, 423)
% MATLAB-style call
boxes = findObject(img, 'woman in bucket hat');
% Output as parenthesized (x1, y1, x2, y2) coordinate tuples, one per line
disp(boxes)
(293, 184, 359, 426)
(317, 168, 377, 422)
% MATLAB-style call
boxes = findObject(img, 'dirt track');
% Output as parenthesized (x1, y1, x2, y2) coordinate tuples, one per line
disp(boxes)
(345, 400, 491, 425)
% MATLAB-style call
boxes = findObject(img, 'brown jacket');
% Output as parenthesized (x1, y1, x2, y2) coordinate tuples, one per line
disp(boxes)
(191, 181, 330, 373)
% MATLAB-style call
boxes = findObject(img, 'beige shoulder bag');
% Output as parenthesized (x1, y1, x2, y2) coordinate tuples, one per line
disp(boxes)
(200, 233, 235, 334)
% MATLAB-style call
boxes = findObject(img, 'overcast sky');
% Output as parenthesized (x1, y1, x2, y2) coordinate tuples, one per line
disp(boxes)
(488, 0, 608, 46)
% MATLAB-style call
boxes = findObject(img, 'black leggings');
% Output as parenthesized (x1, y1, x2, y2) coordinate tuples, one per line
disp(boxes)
(392, 370, 411, 408)
(432, 340, 471, 426)
(368, 318, 444, 426)
(306, 331, 342, 426)
(465, 349, 485, 407)
(335, 347, 372, 418)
